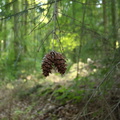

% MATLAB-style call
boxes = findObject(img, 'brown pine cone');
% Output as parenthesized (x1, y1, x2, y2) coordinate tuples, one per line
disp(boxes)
(41, 51, 67, 77)
(54, 52, 66, 75)
(41, 52, 54, 77)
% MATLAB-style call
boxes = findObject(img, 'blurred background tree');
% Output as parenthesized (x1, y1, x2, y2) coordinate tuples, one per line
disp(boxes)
(0, 0, 119, 80)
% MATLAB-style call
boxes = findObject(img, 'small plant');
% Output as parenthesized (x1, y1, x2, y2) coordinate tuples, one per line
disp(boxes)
(53, 85, 84, 103)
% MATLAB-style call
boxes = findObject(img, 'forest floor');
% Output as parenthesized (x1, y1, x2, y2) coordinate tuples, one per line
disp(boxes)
(0, 62, 120, 120)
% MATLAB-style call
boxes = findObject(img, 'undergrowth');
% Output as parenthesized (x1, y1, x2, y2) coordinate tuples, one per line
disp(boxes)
(0, 61, 120, 120)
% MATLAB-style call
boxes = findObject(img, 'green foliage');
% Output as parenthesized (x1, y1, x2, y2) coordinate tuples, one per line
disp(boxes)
(53, 85, 84, 103)
(54, 33, 79, 52)
(0, 0, 119, 80)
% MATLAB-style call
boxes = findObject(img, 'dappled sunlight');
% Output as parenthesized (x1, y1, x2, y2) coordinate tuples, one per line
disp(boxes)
(46, 73, 62, 83)
(1, 59, 98, 87)
(35, 0, 47, 3)
(45, 60, 98, 83)
(49, 33, 79, 52)
(69, 62, 89, 77)
(116, 41, 119, 49)
(6, 83, 14, 89)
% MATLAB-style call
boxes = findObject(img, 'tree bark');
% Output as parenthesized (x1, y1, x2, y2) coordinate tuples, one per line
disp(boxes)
(13, 0, 20, 62)
(102, 0, 108, 55)
(22, 0, 28, 53)
(111, 0, 118, 49)
(103, 0, 108, 34)
(71, 0, 77, 63)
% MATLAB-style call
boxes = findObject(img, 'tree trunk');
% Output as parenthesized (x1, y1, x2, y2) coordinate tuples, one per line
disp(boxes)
(71, 0, 77, 63)
(3, 18, 7, 49)
(102, 0, 108, 55)
(22, 0, 28, 53)
(111, 0, 118, 49)
(103, 0, 108, 34)
(13, 0, 20, 63)
(0, 19, 3, 53)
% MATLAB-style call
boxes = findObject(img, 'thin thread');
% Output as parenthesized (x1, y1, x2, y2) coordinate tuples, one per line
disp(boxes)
(52, 0, 57, 51)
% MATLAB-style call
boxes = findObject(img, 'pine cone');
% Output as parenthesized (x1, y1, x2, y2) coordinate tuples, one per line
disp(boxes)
(41, 53, 53, 77)
(41, 51, 66, 77)
(54, 52, 66, 75)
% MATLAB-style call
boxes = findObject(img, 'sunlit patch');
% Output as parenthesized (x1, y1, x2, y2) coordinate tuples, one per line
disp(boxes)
(50, 33, 79, 52)
(35, 0, 47, 4)
(87, 58, 94, 64)
(70, 1, 72, 4)
(21, 70, 26, 73)
(116, 41, 119, 49)
(93, 69, 97, 73)
(6, 83, 14, 89)
(26, 75, 32, 80)
(1, 40, 4, 43)
(45, 61, 96, 83)
(96, 0, 102, 8)
(34, 0, 49, 23)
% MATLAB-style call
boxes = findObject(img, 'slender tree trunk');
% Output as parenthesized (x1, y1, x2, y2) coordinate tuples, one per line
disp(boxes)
(13, 0, 20, 62)
(72, 0, 75, 32)
(33, 0, 36, 53)
(118, 0, 120, 47)
(22, 0, 28, 53)
(2, 0, 8, 51)
(111, 0, 118, 49)
(103, 0, 108, 34)
(118, 0, 120, 16)
(0, 26, 2, 55)
(72, 0, 79, 77)
(71, 0, 77, 63)
(0, 19, 2, 53)
(102, 0, 108, 55)
(3, 19, 7, 49)
(24, 0, 28, 35)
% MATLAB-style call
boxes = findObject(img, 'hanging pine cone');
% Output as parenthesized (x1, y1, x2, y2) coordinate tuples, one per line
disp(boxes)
(41, 53, 53, 77)
(54, 52, 67, 74)
(41, 51, 67, 77)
